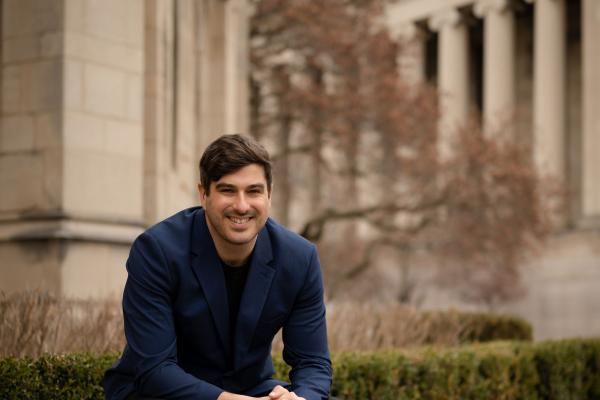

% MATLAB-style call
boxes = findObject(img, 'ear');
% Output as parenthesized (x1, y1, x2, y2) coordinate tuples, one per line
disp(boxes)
(197, 183, 207, 207)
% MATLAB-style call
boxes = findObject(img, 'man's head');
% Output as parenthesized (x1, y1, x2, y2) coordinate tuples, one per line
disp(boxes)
(199, 134, 272, 196)
(198, 134, 273, 265)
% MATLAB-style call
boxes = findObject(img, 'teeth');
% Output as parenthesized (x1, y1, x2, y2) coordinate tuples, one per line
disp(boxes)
(230, 216, 250, 224)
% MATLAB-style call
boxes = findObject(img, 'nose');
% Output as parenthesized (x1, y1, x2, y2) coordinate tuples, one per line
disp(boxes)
(232, 192, 250, 214)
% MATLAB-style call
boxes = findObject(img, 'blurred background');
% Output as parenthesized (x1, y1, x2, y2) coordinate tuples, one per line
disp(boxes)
(0, 0, 599, 352)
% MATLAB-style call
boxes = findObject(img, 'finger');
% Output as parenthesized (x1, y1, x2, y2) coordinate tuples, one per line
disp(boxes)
(269, 385, 288, 399)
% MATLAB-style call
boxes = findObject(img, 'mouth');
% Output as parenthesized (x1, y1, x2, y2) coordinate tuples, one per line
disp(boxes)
(227, 215, 253, 225)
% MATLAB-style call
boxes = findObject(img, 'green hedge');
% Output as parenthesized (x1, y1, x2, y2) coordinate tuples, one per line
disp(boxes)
(0, 353, 116, 399)
(325, 339, 600, 399)
(1, 339, 599, 399)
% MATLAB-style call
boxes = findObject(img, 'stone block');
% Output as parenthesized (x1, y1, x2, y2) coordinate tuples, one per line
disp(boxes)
(84, 0, 138, 46)
(0, 241, 62, 295)
(64, 0, 85, 33)
(40, 148, 63, 211)
(64, 59, 84, 109)
(1, 65, 21, 113)
(61, 241, 129, 299)
(2, 35, 40, 63)
(2, 0, 62, 38)
(125, 74, 143, 122)
(104, 120, 143, 158)
(41, 32, 64, 58)
(34, 112, 62, 150)
(32, 0, 63, 34)
(2, 0, 34, 38)
(22, 60, 62, 112)
(125, 0, 144, 47)
(83, 63, 127, 118)
(63, 111, 105, 151)
(62, 32, 89, 59)
(0, 153, 44, 212)
(0, 115, 35, 152)
(63, 150, 143, 219)
(64, 33, 143, 73)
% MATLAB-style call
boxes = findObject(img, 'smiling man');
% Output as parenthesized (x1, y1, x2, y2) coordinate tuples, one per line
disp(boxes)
(103, 134, 332, 400)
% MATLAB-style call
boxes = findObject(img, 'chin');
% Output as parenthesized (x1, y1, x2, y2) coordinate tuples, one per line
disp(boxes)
(226, 233, 257, 246)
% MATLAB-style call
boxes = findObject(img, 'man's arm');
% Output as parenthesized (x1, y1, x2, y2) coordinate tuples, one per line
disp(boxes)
(123, 232, 224, 400)
(281, 245, 332, 400)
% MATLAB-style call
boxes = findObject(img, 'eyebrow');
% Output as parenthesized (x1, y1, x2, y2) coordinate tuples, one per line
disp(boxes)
(247, 184, 266, 191)
(214, 183, 265, 190)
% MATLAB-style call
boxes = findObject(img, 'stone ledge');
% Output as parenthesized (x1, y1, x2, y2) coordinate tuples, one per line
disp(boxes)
(0, 217, 144, 244)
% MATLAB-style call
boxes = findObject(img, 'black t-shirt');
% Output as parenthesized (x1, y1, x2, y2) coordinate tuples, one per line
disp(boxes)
(221, 258, 250, 368)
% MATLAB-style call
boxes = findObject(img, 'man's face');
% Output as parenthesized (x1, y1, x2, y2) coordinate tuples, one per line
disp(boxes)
(199, 164, 271, 253)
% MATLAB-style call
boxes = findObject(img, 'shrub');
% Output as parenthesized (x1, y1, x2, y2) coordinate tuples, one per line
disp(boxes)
(2, 339, 599, 399)
(273, 303, 533, 353)
(0, 291, 123, 358)
(0, 353, 117, 400)
(450, 311, 533, 343)
(1, 292, 531, 357)
(324, 340, 598, 400)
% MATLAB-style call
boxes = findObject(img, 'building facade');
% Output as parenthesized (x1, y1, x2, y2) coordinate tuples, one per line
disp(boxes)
(0, 0, 250, 298)
(0, 0, 599, 339)
(387, 0, 600, 339)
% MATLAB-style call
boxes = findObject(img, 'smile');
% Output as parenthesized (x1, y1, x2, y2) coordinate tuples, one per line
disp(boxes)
(228, 216, 252, 225)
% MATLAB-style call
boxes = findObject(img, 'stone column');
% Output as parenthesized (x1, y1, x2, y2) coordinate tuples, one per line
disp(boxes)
(429, 8, 470, 158)
(0, 0, 66, 295)
(581, 0, 600, 222)
(198, 0, 250, 152)
(529, 0, 566, 180)
(145, 0, 201, 225)
(0, 0, 145, 298)
(474, 0, 515, 135)
(198, 0, 226, 151)
(393, 23, 426, 86)
(224, 0, 250, 134)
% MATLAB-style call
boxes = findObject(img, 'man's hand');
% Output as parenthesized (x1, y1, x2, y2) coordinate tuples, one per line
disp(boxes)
(216, 386, 306, 400)
(268, 385, 306, 400)
(217, 392, 270, 400)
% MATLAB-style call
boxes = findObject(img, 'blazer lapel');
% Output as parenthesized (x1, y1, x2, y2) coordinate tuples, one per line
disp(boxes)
(234, 225, 275, 368)
(189, 209, 230, 355)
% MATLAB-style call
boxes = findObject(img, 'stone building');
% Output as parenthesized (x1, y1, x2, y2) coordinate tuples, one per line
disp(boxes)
(0, 0, 599, 339)
(387, 0, 600, 339)
(0, 0, 250, 298)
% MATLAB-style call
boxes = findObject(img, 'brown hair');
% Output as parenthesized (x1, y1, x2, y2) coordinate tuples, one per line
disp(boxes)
(199, 134, 272, 194)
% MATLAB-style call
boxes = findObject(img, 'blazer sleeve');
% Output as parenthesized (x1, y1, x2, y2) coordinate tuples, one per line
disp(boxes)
(282, 245, 332, 400)
(122, 232, 224, 400)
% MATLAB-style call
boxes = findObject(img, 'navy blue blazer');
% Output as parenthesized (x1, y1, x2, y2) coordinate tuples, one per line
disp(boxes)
(103, 207, 331, 400)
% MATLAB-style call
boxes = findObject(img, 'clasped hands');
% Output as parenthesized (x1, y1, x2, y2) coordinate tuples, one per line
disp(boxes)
(218, 385, 306, 400)
(263, 385, 305, 400)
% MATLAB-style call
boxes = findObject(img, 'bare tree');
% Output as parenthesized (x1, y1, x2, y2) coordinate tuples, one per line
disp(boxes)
(250, 0, 561, 306)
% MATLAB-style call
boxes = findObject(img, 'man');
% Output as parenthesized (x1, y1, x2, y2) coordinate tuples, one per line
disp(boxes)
(103, 134, 332, 400)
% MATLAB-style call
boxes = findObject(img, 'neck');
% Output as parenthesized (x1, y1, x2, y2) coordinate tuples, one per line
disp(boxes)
(216, 242, 254, 267)
(206, 223, 257, 267)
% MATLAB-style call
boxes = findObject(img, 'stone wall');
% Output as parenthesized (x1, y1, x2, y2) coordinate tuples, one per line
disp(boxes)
(0, 0, 250, 298)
